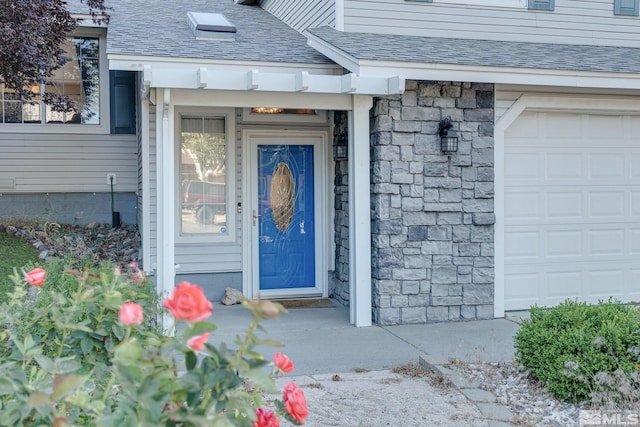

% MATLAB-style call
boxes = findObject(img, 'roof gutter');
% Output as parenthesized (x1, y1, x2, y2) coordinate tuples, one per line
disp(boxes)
(357, 59, 640, 90)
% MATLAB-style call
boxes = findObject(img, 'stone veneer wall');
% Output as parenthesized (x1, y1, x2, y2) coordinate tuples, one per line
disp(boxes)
(371, 81, 495, 325)
(330, 110, 350, 306)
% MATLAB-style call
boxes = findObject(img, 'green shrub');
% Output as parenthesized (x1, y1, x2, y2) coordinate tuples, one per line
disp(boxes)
(514, 299, 640, 403)
(0, 260, 160, 379)
(0, 262, 306, 426)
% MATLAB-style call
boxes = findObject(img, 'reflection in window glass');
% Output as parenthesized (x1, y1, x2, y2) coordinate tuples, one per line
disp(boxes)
(180, 116, 228, 235)
(0, 37, 100, 125)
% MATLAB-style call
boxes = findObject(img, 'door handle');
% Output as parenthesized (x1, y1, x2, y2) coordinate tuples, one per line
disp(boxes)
(252, 210, 261, 226)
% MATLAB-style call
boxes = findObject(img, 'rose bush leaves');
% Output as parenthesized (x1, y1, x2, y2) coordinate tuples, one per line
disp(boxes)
(0, 261, 308, 426)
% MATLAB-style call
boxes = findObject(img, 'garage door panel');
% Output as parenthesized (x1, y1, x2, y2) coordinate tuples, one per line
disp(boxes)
(547, 154, 583, 179)
(588, 229, 626, 256)
(547, 192, 583, 219)
(589, 192, 625, 218)
(547, 271, 583, 299)
(507, 225, 635, 260)
(505, 111, 540, 138)
(504, 192, 540, 220)
(504, 271, 540, 306)
(584, 115, 624, 138)
(631, 192, 640, 216)
(631, 229, 640, 254)
(505, 152, 540, 181)
(589, 154, 626, 180)
(506, 262, 640, 310)
(631, 155, 640, 178)
(588, 269, 625, 297)
(630, 269, 640, 296)
(547, 231, 583, 257)
(505, 231, 540, 259)
(505, 111, 640, 310)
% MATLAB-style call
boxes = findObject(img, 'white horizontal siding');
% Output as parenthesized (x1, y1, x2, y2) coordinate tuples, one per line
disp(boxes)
(176, 244, 243, 273)
(0, 133, 137, 192)
(260, 0, 335, 32)
(345, 0, 640, 48)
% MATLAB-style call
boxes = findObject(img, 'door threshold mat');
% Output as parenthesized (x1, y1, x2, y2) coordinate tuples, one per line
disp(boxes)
(276, 298, 336, 309)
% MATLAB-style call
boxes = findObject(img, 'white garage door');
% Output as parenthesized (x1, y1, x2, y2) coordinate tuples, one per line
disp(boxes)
(504, 111, 640, 310)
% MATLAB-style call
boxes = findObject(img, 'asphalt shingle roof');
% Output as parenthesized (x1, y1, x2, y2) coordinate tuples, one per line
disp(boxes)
(102, 0, 332, 64)
(308, 26, 640, 74)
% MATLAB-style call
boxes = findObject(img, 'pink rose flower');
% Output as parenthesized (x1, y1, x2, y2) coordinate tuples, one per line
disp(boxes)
(187, 332, 210, 351)
(283, 382, 309, 424)
(24, 268, 46, 286)
(273, 352, 295, 373)
(163, 281, 213, 323)
(118, 302, 144, 326)
(253, 408, 280, 427)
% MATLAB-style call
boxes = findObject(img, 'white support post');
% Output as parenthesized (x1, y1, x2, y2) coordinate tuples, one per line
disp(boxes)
(157, 88, 176, 335)
(348, 95, 373, 327)
(140, 89, 151, 275)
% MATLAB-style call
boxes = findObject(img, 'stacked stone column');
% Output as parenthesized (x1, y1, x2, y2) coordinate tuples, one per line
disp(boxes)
(370, 81, 495, 324)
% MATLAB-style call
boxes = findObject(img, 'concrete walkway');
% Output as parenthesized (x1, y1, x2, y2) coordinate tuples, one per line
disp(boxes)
(208, 301, 527, 426)
(209, 302, 523, 375)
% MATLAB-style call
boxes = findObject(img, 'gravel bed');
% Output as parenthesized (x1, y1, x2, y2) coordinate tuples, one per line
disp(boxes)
(458, 361, 587, 426)
(0, 222, 141, 268)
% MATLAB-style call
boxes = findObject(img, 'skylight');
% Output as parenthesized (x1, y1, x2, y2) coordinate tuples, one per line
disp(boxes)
(187, 12, 237, 41)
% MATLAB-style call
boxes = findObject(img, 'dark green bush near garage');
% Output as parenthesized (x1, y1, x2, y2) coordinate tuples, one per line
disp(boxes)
(514, 299, 640, 404)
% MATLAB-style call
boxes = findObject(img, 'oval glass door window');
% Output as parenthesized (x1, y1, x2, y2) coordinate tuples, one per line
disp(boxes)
(270, 162, 295, 232)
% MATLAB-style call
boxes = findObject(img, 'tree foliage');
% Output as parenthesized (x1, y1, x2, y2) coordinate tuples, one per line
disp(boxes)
(0, 0, 109, 102)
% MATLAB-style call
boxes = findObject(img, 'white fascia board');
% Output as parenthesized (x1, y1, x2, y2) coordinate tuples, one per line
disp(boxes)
(109, 55, 343, 75)
(357, 60, 640, 90)
(306, 33, 361, 74)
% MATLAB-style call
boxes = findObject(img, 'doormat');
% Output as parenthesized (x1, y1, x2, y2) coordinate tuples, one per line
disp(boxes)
(276, 298, 336, 309)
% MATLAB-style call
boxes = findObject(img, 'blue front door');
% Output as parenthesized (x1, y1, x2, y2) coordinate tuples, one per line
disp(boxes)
(257, 144, 316, 290)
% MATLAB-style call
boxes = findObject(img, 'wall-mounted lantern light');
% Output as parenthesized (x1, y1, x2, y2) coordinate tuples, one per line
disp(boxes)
(438, 117, 459, 153)
(333, 134, 348, 160)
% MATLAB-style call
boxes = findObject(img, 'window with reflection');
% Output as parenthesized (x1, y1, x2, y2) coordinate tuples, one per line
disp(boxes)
(0, 37, 100, 125)
(180, 115, 229, 235)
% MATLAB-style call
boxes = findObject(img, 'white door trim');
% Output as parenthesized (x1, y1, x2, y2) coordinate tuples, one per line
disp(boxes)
(242, 129, 329, 300)
(494, 93, 640, 318)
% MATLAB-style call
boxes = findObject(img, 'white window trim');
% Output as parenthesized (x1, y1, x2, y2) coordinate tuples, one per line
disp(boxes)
(175, 107, 237, 244)
(408, 0, 526, 7)
(0, 28, 110, 134)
